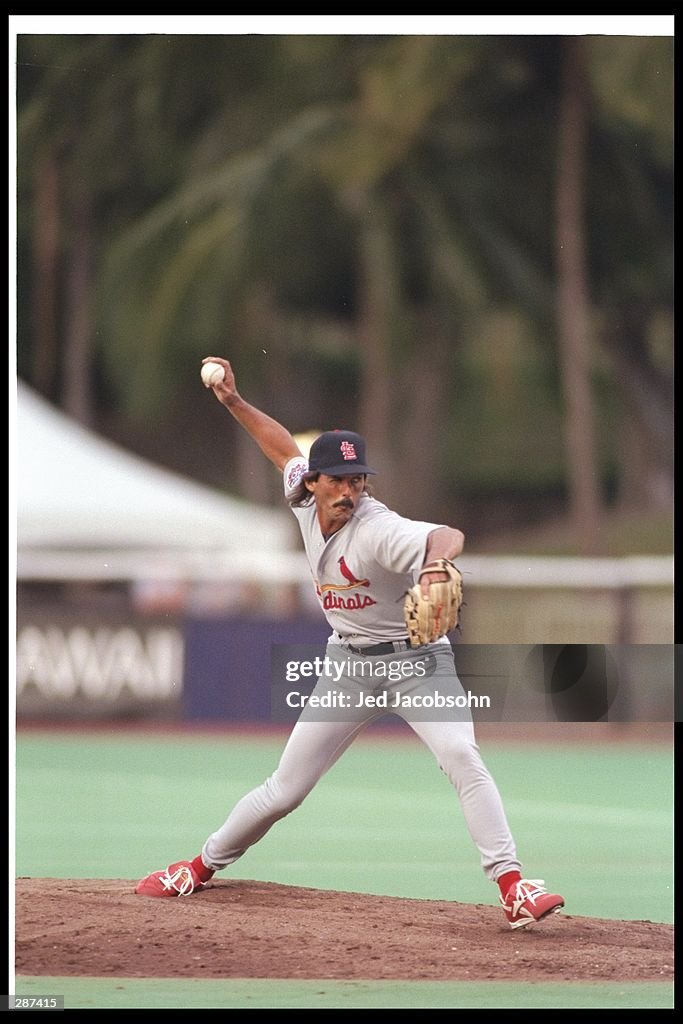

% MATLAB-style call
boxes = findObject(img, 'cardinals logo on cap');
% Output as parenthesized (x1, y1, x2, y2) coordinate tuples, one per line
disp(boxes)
(306, 431, 377, 477)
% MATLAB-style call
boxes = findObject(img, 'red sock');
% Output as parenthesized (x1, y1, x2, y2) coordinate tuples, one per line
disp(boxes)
(191, 855, 215, 882)
(498, 871, 522, 898)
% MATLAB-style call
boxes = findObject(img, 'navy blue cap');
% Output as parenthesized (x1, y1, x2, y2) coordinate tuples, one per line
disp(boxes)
(306, 430, 377, 477)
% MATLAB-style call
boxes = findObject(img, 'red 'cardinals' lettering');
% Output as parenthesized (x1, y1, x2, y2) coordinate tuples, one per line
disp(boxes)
(322, 592, 377, 611)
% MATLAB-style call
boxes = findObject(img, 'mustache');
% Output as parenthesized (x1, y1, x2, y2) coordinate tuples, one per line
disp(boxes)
(333, 499, 354, 509)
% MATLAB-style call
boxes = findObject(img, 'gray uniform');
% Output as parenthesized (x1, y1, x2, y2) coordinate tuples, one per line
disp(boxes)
(202, 458, 521, 883)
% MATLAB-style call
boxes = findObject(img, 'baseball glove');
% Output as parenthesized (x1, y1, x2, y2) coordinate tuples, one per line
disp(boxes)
(404, 558, 463, 647)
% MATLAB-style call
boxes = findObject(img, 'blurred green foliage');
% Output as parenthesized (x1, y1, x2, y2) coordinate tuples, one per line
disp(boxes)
(15, 32, 673, 548)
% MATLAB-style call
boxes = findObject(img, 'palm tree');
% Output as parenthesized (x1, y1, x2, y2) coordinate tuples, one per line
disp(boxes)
(586, 35, 673, 513)
(17, 35, 159, 423)
(16, 33, 671, 537)
(97, 35, 488, 510)
(554, 36, 602, 554)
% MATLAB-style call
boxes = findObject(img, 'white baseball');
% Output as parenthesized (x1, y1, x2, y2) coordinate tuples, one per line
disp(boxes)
(201, 362, 225, 387)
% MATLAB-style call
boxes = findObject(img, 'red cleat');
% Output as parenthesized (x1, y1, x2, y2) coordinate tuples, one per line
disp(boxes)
(500, 878, 564, 929)
(135, 860, 207, 898)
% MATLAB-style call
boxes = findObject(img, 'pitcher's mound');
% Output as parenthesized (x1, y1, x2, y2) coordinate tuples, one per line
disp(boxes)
(15, 877, 673, 982)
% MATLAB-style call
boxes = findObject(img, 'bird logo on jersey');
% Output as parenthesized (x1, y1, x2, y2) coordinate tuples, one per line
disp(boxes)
(315, 556, 376, 611)
(336, 556, 370, 588)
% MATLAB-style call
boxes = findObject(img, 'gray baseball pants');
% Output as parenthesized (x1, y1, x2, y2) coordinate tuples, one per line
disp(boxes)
(202, 644, 521, 882)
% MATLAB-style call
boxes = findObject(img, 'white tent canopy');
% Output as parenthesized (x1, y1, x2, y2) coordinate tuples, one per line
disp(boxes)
(15, 382, 306, 582)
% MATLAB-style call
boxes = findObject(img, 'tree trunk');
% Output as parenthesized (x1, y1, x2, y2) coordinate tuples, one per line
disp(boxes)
(30, 150, 59, 397)
(600, 302, 673, 512)
(555, 36, 603, 555)
(400, 306, 448, 522)
(62, 192, 94, 425)
(353, 192, 400, 508)
(233, 286, 281, 505)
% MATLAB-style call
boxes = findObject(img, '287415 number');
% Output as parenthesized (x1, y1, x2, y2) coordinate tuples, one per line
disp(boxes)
(12, 996, 62, 1010)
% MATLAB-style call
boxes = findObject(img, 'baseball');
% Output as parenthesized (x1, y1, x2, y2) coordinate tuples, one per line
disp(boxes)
(201, 362, 225, 387)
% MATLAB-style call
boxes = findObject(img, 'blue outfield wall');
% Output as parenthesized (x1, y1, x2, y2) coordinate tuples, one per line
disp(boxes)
(16, 597, 673, 724)
(182, 616, 330, 720)
(182, 621, 674, 725)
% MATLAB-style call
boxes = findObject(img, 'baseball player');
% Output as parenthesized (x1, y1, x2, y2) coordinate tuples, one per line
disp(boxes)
(136, 357, 564, 929)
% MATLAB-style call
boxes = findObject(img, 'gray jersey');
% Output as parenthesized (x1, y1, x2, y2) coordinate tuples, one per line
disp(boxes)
(202, 464, 521, 888)
(284, 456, 446, 643)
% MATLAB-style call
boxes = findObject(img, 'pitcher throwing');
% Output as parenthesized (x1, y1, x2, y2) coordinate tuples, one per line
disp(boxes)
(135, 357, 564, 930)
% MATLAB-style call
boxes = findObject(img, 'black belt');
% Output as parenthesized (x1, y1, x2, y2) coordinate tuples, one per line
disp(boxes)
(346, 639, 411, 656)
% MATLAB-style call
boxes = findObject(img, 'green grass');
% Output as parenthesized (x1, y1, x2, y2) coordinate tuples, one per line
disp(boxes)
(14, 730, 673, 921)
(13, 728, 674, 1009)
(12, 977, 674, 1010)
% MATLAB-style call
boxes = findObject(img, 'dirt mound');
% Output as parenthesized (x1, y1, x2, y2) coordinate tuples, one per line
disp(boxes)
(15, 877, 673, 983)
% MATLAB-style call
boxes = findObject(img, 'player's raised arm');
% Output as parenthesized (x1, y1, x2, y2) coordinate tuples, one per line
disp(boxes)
(200, 357, 302, 471)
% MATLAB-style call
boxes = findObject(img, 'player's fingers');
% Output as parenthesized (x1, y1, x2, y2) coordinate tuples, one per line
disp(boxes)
(420, 573, 448, 597)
